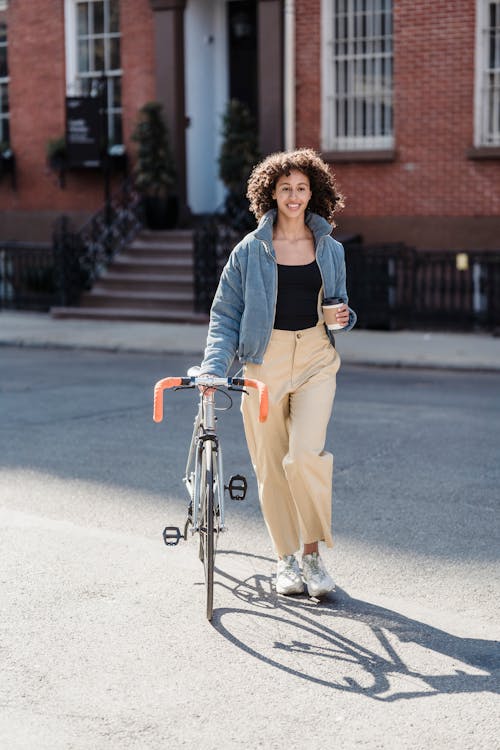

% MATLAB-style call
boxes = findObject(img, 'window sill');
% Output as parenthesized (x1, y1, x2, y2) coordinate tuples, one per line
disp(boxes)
(466, 146, 500, 160)
(322, 149, 397, 164)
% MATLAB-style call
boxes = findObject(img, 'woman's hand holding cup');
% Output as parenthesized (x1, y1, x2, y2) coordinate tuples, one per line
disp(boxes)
(322, 297, 349, 330)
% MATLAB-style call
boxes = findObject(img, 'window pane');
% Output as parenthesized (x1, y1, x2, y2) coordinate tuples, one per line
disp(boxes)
(0, 22, 7, 44)
(79, 77, 91, 96)
(0, 82, 8, 114)
(0, 46, 7, 78)
(72, 1, 121, 143)
(109, 0, 120, 33)
(112, 112, 123, 145)
(489, 1, 496, 30)
(94, 37, 105, 71)
(78, 39, 89, 72)
(77, 3, 88, 36)
(327, 0, 393, 150)
(1, 117, 10, 144)
(94, 1, 104, 35)
(110, 36, 120, 70)
(112, 77, 121, 107)
(479, 1, 500, 145)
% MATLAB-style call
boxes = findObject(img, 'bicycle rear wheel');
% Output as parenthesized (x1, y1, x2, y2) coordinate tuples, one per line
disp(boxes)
(199, 442, 215, 621)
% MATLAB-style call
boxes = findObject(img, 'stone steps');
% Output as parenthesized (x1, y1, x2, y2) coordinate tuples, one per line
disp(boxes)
(51, 307, 208, 324)
(99, 271, 193, 292)
(82, 289, 194, 311)
(111, 256, 193, 273)
(51, 229, 203, 324)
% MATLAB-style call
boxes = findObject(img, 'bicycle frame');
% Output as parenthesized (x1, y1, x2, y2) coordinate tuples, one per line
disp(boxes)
(184, 390, 226, 533)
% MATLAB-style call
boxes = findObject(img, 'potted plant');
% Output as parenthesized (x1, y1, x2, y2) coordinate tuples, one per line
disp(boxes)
(218, 99, 260, 231)
(132, 101, 177, 230)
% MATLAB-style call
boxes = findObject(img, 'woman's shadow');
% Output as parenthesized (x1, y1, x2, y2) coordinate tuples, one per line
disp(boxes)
(212, 550, 500, 702)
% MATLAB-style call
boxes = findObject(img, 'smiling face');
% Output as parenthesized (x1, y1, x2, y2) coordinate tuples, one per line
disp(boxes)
(272, 169, 312, 220)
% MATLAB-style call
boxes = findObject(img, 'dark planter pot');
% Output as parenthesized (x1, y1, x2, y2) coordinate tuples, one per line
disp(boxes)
(143, 195, 179, 230)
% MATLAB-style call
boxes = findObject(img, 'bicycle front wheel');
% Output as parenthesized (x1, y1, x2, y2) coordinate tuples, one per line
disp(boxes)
(200, 442, 215, 621)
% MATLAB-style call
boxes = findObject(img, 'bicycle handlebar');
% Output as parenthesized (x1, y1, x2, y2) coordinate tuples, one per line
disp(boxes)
(153, 375, 269, 424)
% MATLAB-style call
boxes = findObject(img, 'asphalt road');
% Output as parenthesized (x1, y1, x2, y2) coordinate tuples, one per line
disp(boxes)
(1, 347, 499, 750)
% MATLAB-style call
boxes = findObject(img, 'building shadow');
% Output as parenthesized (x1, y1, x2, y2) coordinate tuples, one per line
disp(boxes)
(211, 550, 500, 702)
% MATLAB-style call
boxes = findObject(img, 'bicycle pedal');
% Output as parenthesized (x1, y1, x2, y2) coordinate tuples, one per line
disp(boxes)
(162, 526, 183, 546)
(225, 474, 247, 501)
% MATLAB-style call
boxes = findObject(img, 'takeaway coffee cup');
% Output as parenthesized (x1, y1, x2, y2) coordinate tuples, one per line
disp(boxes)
(322, 297, 345, 330)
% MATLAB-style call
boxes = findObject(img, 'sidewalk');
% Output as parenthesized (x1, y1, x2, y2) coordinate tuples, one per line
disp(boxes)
(1, 310, 500, 371)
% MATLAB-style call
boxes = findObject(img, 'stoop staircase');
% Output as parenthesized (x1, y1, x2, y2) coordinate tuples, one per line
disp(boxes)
(51, 229, 209, 324)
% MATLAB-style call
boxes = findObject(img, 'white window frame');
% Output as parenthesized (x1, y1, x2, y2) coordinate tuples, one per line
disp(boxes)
(474, 0, 500, 147)
(0, 19, 9, 145)
(64, 0, 123, 146)
(321, 0, 394, 152)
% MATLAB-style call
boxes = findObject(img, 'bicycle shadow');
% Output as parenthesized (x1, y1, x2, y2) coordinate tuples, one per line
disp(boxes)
(211, 550, 500, 702)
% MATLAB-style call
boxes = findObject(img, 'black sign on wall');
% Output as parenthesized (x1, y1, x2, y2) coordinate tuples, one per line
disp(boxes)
(65, 97, 103, 168)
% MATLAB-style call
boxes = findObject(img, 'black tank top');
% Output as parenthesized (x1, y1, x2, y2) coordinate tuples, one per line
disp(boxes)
(273, 260, 322, 331)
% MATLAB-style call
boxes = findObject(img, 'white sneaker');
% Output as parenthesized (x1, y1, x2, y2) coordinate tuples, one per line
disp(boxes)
(276, 554, 305, 595)
(302, 552, 335, 597)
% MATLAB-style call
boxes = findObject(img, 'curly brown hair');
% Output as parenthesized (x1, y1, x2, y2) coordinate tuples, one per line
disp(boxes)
(246, 148, 345, 225)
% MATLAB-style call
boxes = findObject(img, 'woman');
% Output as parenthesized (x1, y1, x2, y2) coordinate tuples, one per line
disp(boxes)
(200, 148, 356, 597)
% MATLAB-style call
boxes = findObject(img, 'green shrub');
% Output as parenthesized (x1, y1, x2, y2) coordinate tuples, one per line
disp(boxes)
(132, 102, 176, 198)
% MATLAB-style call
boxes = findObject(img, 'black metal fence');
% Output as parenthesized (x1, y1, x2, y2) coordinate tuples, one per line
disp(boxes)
(0, 180, 142, 312)
(193, 215, 240, 313)
(0, 242, 55, 311)
(53, 179, 142, 306)
(345, 243, 500, 330)
(3, 203, 500, 332)
(193, 217, 500, 331)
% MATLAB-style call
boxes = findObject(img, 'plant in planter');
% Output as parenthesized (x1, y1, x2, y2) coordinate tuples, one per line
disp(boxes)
(218, 99, 260, 231)
(132, 101, 177, 230)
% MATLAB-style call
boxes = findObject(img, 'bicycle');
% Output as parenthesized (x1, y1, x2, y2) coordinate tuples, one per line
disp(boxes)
(153, 367, 268, 621)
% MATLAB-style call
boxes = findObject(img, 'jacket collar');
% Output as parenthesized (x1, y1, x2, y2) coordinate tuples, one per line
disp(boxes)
(253, 209, 333, 251)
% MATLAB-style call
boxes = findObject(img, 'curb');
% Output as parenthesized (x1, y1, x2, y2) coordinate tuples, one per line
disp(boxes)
(2, 339, 500, 372)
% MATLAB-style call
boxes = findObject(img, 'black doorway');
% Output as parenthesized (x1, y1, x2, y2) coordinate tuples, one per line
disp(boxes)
(227, 1, 258, 120)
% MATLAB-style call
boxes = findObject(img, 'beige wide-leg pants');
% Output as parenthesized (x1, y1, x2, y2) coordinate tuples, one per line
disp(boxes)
(241, 322, 341, 557)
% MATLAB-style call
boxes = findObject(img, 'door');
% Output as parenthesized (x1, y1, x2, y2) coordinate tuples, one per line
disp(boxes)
(184, 0, 258, 215)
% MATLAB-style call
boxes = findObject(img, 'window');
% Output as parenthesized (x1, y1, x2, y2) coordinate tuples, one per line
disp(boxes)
(0, 21, 9, 146)
(65, 0, 122, 146)
(322, 0, 394, 152)
(475, 0, 500, 146)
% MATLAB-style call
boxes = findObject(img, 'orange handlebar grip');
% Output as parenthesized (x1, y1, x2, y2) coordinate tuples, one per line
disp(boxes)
(153, 377, 183, 422)
(243, 378, 269, 423)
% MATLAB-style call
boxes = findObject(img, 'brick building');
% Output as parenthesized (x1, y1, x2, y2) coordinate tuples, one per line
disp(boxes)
(297, 0, 500, 249)
(0, 0, 499, 249)
(0, 0, 157, 240)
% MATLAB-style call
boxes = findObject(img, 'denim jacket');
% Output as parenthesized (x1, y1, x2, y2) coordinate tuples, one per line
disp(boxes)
(200, 209, 357, 376)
